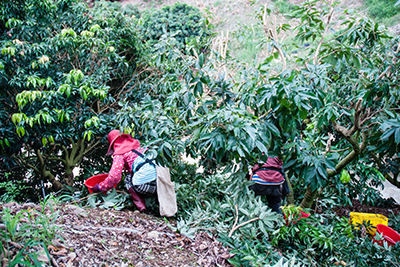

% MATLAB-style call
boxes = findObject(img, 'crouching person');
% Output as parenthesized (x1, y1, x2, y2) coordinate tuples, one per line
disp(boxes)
(91, 129, 156, 212)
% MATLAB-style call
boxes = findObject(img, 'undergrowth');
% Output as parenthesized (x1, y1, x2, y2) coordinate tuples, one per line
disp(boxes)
(364, 0, 400, 26)
(0, 195, 62, 266)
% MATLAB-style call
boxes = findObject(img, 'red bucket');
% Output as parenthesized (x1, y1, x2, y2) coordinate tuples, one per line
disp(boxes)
(84, 173, 110, 193)
(374, 224, 400, 247)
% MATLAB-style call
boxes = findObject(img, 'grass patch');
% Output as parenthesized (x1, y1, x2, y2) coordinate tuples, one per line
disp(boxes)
(364, 0, 400, 26)
(230, 24, 266, 65)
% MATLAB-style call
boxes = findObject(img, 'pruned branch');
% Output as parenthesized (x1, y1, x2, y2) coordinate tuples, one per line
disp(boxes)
(323, 132, 335, 155)
(228, 204, 260, 238)
(333, 98, 363, 139)
(328, 97, 368, 177)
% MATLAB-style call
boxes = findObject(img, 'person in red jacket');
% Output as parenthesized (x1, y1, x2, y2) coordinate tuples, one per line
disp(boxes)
(248, 157, 285, 214)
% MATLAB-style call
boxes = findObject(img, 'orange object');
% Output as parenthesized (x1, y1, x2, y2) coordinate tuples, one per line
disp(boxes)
(84, 173, 112, 193)
(374, 224, 400, 247)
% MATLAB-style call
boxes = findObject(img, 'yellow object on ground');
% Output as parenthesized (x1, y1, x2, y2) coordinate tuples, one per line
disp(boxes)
(349, 212, 388, 236)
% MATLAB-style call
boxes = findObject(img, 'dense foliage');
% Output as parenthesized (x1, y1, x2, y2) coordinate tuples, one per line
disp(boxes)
(139, 2, 211, 51)
(0, 0, 146, 198)
(364, 0, 400, 25)
(1, 0, 400, 266)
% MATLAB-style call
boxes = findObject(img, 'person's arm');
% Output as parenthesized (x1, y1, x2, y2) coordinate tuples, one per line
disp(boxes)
(98, 154, 125, 191)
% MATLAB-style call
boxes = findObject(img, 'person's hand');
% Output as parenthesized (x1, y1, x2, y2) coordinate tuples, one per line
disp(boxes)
(91, 184, 101, 193)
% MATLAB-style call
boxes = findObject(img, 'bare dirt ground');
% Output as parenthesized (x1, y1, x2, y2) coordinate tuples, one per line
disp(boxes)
(1, 201, 233, 267)
(335, 199, 400, 218)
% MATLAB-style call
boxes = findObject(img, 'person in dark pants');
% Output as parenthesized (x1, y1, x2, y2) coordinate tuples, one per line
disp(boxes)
(248, 157, 285, 214)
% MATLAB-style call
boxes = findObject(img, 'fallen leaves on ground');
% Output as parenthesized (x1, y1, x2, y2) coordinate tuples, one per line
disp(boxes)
(1, 202, 234, 267)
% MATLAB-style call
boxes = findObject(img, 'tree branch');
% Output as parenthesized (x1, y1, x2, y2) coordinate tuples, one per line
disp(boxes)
(327, 131, 367, 177)
(228, 204, 260, 238)
(313, 1, 335, 65)
(263, 4, 287, 71)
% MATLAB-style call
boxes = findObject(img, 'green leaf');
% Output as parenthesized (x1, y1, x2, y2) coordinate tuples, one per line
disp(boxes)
(395, 127, 400, 144)
(239, 208, 250, 216)
(380, 128, 395, 141)
(198, 53, 204, 68)
(241, 256, 256, 261)
(340, 169, 351, 183)
(194, 81, 203, 96)
(265, 122, 280, 136)
(255, 140, 268, 153)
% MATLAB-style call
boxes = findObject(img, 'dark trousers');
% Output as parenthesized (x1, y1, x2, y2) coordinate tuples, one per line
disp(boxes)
(249, 183, 283, 214)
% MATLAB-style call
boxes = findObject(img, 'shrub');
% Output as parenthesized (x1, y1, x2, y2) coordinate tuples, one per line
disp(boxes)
(273, 0, 295, 15)
(0, 0, 142, 193)
(0, 178, 31, 203)
(139, 2, 211, 51)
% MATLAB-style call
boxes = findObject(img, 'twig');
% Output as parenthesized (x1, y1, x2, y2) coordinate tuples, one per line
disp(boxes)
(329, 147, 350, 153)
(306, 253, 318, 267)
(229, 218, 260, 238)
(50, 254, 59, 267)
(262, 4, 286, 71)
(228, 204, 260, 238)
(229, 204, 239, 237)
(258, 108, 273, 119)
(323, 132, 335, 155)
(69, 194, 96, 204)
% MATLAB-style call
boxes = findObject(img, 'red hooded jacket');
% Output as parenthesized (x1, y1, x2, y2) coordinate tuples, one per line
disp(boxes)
(251, 157, 284, 184)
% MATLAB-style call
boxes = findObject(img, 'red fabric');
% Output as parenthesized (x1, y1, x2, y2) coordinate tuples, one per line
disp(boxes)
(107, 130, 140, 156)
(99, 149, 144, 191)
(252, 157, 284, 183)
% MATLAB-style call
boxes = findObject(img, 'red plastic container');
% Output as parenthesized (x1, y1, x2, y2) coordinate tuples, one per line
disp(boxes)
(374, 224, 400, 247)
(84, 173, 111, 193)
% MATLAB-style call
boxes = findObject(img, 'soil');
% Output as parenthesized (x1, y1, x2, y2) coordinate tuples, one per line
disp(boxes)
(1, 202, 233, 267)
(335, 199, 400, 218)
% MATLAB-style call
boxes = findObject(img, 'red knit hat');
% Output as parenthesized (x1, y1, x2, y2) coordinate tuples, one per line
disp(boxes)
(106, 129, 140, 156)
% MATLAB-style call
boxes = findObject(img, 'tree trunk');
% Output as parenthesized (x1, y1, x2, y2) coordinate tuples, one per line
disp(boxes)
(43, 170, 63, 191)
(63, 172, 74, 187)
(285, 173, 295, 205)
(300, 186, 318, 209)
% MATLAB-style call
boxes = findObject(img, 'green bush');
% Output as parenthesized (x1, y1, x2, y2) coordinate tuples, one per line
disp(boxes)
(0, 178, 30, 203)
(271, 213, 400, 266)
(0, 0, 142, 193)
(365, 0, 400, 24)
(273, 0, 295, 15)
(139, 2, 211, 51)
